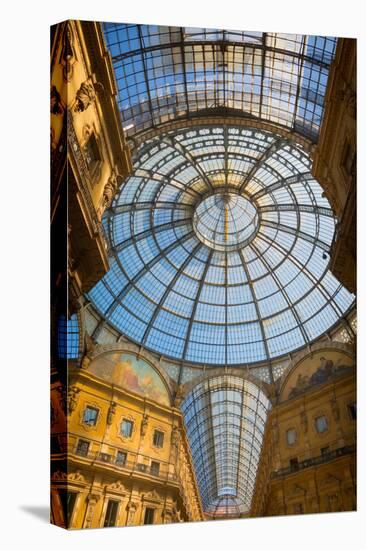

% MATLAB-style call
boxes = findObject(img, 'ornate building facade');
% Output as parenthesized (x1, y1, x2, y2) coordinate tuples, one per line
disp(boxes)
(51, 349, 203, 528)
(50, 21, 356, 529)
(312, 39, 356, 294)
(251, 343, 356, 516)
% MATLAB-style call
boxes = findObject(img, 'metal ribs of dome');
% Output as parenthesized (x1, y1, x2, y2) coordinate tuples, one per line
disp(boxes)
(193, 192, 259, 251)
(88, 125, 355, 366)
(103, 24, 337, 142)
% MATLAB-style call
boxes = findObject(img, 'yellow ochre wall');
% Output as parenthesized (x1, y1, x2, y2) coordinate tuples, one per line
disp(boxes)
(51, 351, 204, 528)
(251, 346, 356, 517)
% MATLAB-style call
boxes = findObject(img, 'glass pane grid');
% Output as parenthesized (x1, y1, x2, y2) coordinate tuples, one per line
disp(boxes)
(104, 24, 337, 141)
(88, 124, 355, 365)
(181, 376, 271, 515)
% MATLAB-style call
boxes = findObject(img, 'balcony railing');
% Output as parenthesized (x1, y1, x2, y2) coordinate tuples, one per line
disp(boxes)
(70, 442, 177, 482)
(270, 445, 356, 479)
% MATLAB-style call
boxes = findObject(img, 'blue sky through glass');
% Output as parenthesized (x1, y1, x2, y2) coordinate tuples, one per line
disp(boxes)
(88, 125, 354, 365)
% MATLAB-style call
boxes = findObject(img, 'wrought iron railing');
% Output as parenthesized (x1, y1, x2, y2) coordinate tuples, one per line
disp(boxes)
(270, 444, 356, 479)
(70, 438, 177, 481)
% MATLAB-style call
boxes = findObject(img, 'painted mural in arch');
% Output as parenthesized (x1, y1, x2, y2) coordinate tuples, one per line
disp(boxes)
(88, 352, 170, 406)
(281, 348, 354, 402)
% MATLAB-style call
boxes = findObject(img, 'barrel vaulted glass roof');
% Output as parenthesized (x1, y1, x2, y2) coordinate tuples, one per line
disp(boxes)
(88, 125, 355, 366)
(103, 23, 337, 142)
(181, 376, 271, 515)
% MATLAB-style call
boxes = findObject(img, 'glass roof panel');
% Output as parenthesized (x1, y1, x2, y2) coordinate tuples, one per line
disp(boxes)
(104, 24, 337, 142)
(88, 125, 355, 366)
(181, 376, 271, 515)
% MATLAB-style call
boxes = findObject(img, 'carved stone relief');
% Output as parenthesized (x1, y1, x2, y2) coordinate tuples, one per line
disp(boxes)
(51, 85, 64, 115)
(67, 385, 80, 416)
(107, 401, 116, 425)
(74, 78, 104, 113)
(60, 22, 77, 82)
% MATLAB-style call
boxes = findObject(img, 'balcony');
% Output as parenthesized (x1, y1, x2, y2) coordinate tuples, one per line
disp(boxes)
(270, 445, 356, 480)
(69, 436, 177, 482)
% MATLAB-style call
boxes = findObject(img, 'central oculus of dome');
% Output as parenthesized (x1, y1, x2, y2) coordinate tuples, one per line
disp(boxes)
(193, 192, 259, 251)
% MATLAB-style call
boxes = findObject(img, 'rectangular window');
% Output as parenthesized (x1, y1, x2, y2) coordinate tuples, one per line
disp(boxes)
(120, 419, 134, 438)
(76, 439, 90, 457)
(104, 500, 119, 528)
(59, 490, 77, 527)
(85, 134, 101, 169)
(153, 430, 164, 448)
(348, 403, 356, 420)
(315, 415, 328, 433)
(116, 451, 127, 466)
(144, 507, 155, 525)
(83, 406, 99, 426)
(150, 460, 160, 476)
(286, 428, 297, 446)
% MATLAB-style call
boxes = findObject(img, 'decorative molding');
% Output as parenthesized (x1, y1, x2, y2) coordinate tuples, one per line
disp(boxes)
(171, 425, 180, 448)
(330, 395, 341, 421)
(52, 470, 67, 481)
(67, 115, 109, 252)
(74, 78, 104, 113)
(126, 501, 138, 525)
(67, 385, 80, 416)
(52, 470, 86, 483)
(84, 493, 101, 528)
(142, 489, 161, 503)
(107, 401, 116, 425)
(105, 480, 126, 493)
(129, 116, 315, 157)
(85, 303, 356, 383)
(60, 21, 77, 82)
(98, 174, 118, 219)
(68, 470, 86, 482)
(151, 424, 166, 453)
(117, 414, 136, 443)
(140, 413, 149, 437)
(50, 86, 65, 115)
(79, 400, 102, 431)
(300, 411, 308, 434)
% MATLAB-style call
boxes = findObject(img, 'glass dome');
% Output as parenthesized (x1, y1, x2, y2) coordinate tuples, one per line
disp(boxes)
(88, 125, 355, 365)
(193, 192, 259, 251)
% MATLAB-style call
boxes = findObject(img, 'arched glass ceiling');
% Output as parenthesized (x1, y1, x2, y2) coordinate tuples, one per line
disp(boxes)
(88, 125, 355, 366)
(181, 376, 271, 516)
(103, 23, 337, 141)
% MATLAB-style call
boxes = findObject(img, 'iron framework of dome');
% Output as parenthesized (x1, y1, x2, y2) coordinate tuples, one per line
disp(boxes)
(88, 124, 355, 366)
(103, 24, 337, 142)
(80, 24, 357, 522)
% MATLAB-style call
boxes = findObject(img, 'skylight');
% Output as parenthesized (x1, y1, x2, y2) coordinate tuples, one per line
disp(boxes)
(103, 24, 337, 142)
(88, 125, 354, 366)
